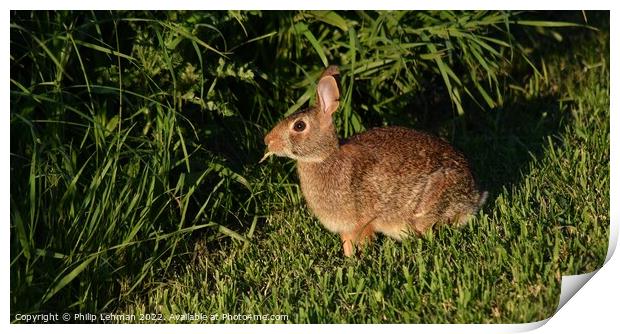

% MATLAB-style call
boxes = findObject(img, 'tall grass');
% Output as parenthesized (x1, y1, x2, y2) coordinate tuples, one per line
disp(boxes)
(11, 11, 260, 313)
(10, 10, 597, 317)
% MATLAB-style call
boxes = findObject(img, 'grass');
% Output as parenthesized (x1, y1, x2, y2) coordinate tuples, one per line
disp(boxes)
(119, 58, 609, 322)
(118, 15, 609, 324)
(10, 11, 609, 323)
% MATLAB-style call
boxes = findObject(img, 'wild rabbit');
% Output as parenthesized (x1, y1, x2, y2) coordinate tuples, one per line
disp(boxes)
(262, 65, 487, 257)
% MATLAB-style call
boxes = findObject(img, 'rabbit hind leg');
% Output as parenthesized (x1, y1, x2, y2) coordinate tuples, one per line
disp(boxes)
(411, 214, 439, 234)
(414, 168, 480, 229)
(340, 220, 375, 257)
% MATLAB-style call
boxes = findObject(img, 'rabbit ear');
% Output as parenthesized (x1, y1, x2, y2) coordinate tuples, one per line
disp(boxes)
(317, 75, 340, 120)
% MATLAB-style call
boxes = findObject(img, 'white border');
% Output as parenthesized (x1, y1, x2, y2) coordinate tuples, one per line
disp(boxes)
(3, 5, 10, 334)
(2, 0, 616, 10)
(3, 2, 617, 334)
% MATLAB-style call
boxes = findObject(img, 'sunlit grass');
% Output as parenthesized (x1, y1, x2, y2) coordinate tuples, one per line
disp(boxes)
(117, 42, 610, 322)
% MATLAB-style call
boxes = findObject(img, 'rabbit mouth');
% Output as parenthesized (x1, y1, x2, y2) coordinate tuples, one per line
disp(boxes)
(259, 147, 295, 163)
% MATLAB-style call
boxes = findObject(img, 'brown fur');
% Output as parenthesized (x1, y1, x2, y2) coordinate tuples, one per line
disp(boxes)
(264, 66, 486, 257)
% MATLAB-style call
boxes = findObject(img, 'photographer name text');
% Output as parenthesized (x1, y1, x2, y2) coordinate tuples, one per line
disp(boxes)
(14, 312, 288, 323)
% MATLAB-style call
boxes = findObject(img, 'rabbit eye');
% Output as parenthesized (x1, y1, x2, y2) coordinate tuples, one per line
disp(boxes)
(293, 120, 306, 132)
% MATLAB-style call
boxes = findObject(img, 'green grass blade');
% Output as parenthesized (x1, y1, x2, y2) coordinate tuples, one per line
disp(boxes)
(41, 256, 96, 304)
(296, 23, 328, 67)
(304, 11, 349, 31)
(159, 21, 227, 58)
(11, 200, 31, 260)
(513, 20, 595, 29)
